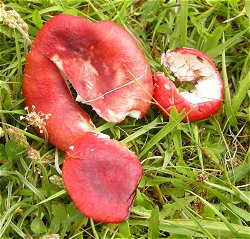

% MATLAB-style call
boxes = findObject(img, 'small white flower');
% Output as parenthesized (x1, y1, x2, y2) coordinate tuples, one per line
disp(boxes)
(20, 105, 52, 133)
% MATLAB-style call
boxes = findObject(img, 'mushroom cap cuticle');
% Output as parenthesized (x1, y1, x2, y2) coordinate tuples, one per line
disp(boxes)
(153, 48, 224, 122)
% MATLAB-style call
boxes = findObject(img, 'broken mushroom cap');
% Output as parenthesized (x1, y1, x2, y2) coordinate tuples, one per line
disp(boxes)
(23, 13, 153, 150)
(153, 48, 224, 122)
(62, 132, 142, 223)
(31, 14, 153, 123)
(23, 14, 147, 223)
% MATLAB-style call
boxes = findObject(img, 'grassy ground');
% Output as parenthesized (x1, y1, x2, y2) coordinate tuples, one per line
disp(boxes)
(0, 0, 249, 238)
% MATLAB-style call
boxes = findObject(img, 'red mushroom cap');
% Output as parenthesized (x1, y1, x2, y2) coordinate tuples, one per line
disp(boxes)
(23, 14, 148, 223)
(62, 132, 142, 223)
(153, 48, 224, 122)
(31, 14, 153, 123)
(23, 14, 153, 150)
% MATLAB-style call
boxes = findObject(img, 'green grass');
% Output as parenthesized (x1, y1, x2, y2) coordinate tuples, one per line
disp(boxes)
(0, 0, 249, 238)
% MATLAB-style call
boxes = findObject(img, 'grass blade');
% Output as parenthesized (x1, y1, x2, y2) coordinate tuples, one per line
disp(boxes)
(122, 116, 161, 144)
(231, 70, 250, 114)
(221, 35, 238, 127)
(148, 205, 160, 239)
(180, 0, 188, 47)
(206, 30, 248, 58)
(139, 112, 185, 158)
(188, 190, 238, 236)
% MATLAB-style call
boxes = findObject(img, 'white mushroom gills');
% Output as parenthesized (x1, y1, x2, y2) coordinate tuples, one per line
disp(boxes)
(161, 51, 222, 104)
(51, 54, 64, 71)
(96, 132, 110, 139)
(128, 110, 141, 119)
(76, 94, 86, 103)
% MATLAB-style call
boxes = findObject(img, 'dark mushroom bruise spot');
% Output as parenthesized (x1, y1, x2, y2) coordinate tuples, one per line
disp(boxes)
(196, 56, 204, 63)
(23, 14, 153, 223)
(153, 48, 224, 122)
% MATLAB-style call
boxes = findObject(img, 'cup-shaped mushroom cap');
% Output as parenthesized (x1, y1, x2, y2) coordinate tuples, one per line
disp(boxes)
(153, 48, 224, 122)
(23, 14, 153, 150)
(62, 132, 142, 223)
(31, 14, 153, 123)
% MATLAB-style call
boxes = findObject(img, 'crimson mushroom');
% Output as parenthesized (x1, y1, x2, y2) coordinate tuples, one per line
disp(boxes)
(62, 132, 142, 223)
(23, 14, 153, 223)
(153, 48, 224, 122)
(29, 14, 152, 123)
